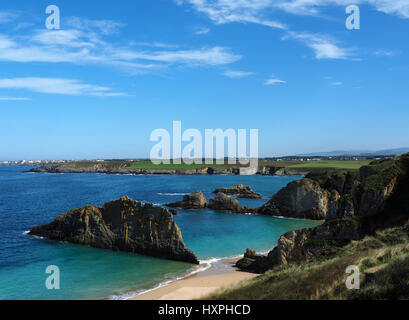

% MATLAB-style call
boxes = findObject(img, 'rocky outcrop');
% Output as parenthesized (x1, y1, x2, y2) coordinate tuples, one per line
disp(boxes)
(258, 179, 333, 220)
(166, 191, 207, 210)
(236, 218, 363, 273)
(237, 153, 409, 273)
(257, 157, 405, 221)
(29, 196, 199, 264)
(208, 193, 249, 213)
(212, 184, 261, 199)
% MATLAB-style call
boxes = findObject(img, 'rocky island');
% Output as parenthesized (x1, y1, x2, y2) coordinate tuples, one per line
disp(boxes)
(166, 191, 207, 209)
(212, 184, 262, 199)
(208, 193, 249, 213)
(29, 196, 199, 264)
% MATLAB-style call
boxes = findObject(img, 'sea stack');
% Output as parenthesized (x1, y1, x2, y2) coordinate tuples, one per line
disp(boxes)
(29, 196, 199, 264)
(166, 191, 207, 209)
(207, 192, 249, 213)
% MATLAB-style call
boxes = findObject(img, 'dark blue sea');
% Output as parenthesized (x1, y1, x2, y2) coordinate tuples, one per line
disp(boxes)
(0, 166, 320, 300)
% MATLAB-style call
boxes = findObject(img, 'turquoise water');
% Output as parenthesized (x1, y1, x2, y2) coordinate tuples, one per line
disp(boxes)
(0, 166, 320, 300)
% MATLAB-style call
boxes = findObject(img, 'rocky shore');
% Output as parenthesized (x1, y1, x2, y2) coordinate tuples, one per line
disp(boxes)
(27, 162, 306, 176)
(166, 191, 251, 213)
(235, 153, 409, 273)
(29, 196, 199, 264)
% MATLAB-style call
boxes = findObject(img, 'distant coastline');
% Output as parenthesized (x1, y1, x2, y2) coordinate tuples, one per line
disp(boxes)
(24, 158, 373, 176)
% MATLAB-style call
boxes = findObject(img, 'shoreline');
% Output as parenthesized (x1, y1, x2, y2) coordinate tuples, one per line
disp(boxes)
(127, 257, 258, 300)
(25, 169, 303, 177)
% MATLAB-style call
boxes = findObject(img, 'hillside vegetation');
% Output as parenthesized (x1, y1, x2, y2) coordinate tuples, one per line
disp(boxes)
(206, 153, 409, 300)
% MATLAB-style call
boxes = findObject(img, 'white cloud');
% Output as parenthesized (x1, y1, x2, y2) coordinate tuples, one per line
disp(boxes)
(0, 78, 125, 96)
(223, 70, 254, 78)
(65, 17, 125, 35)
(178, 1, 409, 20)
(283, 31, 355, 60)
(0, 25, 240, 73)
(195, 27, 210, 35)
(0, 96, 31, 101)
(0, 11, 18, 24)
(329, 81, 343, 86)
(31, 29, 97, 48)
(264, 78, 286, 85)
(176, 0, 287, 30)
(130, 41, 179, 49)
(176, 1, 360, 60)
(110, 46, 241, 66)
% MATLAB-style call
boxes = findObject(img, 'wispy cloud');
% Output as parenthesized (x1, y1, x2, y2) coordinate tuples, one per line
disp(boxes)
(175, 0, 287, 30)
(283, 31, 355, 60)
(0, 11, 18, 24)
(0, 23, 240, 73)
(176, 1, 360, 60)
(177, 1, 409, 20)
(65, 17, 125, 35)
(110, 46, 241, 66)
(129, 41, 179, 49)
(223, 70, 254, 78)
(264, 77, 286, 86)
(195, 27, 210, 35)
(0, 78, 126, 97)
(375, 50, 398, 57)
(0, 96, 31, 101)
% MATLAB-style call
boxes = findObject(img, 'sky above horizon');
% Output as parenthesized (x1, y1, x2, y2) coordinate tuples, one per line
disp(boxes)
(0, 0, 409, 161)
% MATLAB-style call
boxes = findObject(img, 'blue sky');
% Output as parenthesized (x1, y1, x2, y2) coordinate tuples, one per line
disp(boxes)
(0, 0, 408, 160)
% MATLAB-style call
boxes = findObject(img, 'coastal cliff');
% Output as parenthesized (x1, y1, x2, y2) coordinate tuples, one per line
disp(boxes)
(27, 161, 310, 176)
(257, 157, 402, 221)
(237, 153, 409, 273)
(29, 196, 199, 264)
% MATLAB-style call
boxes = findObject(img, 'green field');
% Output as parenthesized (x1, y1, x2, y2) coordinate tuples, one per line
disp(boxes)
(258, 160, 370, 170)
(286, 160, 370, 170)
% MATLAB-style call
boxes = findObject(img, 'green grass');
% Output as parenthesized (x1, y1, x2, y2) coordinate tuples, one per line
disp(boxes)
(51, 159, 371, 172)
(287, 160, 370, 170)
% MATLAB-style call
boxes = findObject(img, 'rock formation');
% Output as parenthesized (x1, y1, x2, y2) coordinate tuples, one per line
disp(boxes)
(29, 196, 199, 264)
(213, 184, 261, 199)
(237, 153, 409, 273)
(166, 191, 207, 209)
(236, 218, 361, 273)
(258, 179, 332, 220)
(208, 193, 249, 213)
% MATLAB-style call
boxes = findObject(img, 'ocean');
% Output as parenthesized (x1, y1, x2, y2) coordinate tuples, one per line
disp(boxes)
(0, 165, 320, 300)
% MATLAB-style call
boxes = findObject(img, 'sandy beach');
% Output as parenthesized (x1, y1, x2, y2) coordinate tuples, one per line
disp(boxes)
(129, 258, 258, 300)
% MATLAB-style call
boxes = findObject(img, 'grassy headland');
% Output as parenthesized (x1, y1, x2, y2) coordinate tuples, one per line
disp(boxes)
(29, 159, 371, 175)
